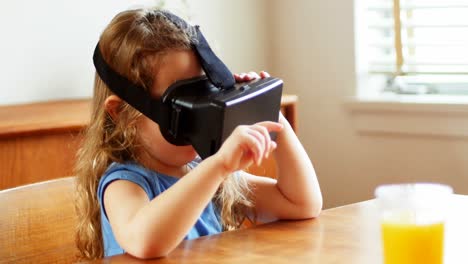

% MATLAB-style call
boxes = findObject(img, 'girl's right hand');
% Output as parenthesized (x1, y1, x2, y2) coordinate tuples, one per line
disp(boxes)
(213, 121, 283, 174)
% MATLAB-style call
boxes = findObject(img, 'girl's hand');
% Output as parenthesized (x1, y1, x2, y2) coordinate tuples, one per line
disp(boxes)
(214, 121, 283, 174)
(234, 71, 270, 83)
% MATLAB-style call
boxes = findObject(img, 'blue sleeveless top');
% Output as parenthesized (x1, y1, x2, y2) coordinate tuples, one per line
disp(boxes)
(97, 160, 223, 257)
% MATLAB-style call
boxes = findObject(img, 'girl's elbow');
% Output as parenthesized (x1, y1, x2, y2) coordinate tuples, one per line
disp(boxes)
(127, 244, 170, 259)
(304, 198, 323, 219)
(124, 239, 173, 259)
(309, 204, 322, 218)
(301, 207, 321, 219)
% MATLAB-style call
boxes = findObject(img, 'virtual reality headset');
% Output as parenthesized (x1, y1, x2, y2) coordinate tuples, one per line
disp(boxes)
(93, 10, 283, 159)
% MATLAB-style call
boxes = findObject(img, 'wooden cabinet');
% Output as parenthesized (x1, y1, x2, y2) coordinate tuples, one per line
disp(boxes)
(0, 95, 298, 190)
(0, 100, 90, 190)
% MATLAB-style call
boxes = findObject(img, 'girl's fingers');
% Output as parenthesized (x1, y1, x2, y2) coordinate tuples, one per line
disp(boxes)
(234, 72, 249, 83)
(248, 71, 260, 80)
(234, 71, 266, 83)
(248, 122, 283, 161)
(240, 128, 262, 166)
(252, 125, 274, 159)
(268, 141, 278, 158)
(253, 122, 283, 159)
(238, 73, 247, 82)
(242, 73, 252, 82)
(247, 129, 266, 164)
(224, 122, 282, 170)
(270, 141, 278, 151)
(234, 126, 261, 163)
(255, 121, 284, 133)
(259, 71, 270, 78)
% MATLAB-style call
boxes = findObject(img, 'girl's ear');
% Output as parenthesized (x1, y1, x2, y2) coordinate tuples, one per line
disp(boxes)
(104, 95, 123, 121)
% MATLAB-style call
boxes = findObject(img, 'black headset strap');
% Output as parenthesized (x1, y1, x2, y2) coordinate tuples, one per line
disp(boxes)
(92, 44, 171, 127)
(160, 10, 235, 89)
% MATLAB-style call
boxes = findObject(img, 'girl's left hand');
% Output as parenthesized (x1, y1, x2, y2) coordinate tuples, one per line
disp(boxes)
(234, 71, 270, 83)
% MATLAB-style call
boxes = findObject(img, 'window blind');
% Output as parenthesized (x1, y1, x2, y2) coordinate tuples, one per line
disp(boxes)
(366, 0, 468, 94)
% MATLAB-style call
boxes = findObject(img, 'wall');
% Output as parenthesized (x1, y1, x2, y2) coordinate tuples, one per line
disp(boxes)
(269, 0, 468, 208)
(0, 0, 268, 105)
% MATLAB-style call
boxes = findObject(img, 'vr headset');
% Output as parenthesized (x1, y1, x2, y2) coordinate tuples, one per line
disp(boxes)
(93, 10, 283, 159)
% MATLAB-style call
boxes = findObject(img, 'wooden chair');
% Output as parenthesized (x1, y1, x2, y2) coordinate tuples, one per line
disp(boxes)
(0, 177, 78, 263)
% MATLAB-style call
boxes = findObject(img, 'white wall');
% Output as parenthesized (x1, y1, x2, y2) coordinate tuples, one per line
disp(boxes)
(0, 0, 268, 105)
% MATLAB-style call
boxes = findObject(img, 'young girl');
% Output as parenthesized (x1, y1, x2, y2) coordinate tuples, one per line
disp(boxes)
(75, 8, 322, 260)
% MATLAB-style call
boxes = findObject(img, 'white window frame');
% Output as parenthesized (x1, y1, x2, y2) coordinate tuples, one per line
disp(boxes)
(348, 0, 468, 138)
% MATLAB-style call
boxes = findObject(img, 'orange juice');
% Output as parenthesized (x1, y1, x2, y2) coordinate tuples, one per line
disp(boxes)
(381, 221, 444, 264)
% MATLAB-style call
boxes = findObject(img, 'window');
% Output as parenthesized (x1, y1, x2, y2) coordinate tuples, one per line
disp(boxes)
(359, 0, 468, 95)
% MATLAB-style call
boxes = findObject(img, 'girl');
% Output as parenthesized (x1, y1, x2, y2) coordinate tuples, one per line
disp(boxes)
(75, 8, 322, 260)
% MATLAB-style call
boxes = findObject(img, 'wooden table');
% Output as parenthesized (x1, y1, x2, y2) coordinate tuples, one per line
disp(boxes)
(89, 196, 468, 263)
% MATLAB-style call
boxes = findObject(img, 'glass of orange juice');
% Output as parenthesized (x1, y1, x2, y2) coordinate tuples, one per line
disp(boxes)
(375, 183, 453, 264)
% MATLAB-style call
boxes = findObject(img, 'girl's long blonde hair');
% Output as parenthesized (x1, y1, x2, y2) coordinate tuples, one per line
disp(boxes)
(74, 8, 254, 260)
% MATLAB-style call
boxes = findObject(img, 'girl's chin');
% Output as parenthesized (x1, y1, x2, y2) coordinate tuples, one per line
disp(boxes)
(179, 146, 198, 160)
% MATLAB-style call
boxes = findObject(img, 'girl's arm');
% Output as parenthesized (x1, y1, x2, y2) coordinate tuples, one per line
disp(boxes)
(104, 122, 282, 259)
(104, 156, 226, 259)
(244, 112, 322, 222)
